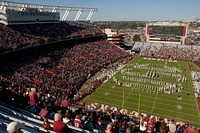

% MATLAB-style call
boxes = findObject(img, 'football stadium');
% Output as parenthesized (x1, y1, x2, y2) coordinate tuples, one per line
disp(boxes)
(0, 1, 200, 133)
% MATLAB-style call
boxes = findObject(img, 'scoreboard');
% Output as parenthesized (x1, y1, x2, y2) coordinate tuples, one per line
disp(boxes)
(148, 26, 185, 36)
(146, 22, 188, 44)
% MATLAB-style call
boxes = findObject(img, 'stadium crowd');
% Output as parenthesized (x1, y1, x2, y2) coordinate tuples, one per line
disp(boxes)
(0, 21, 200, 132)
(0, 21, 104, 54)
(140, 43, 200, 61)
(0, 38, 132, 121)
(0, 23, 43, 53)
(0, 39, 131, 104)
(1, 41, 199, 133)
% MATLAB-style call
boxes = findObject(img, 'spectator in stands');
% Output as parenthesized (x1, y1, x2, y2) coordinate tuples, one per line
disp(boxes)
(147, 117, 155, 133)
(97, 117, 103, 126)
(62, 109, 71, 125)
(74, 114, 83, 129)
(61, 96, 69, 111)
(105, 123, 113, 133)
(53, 114, 68, 133)
(29, 88, 37, 113)
(111, 120, 119, 133)
(139, 118, 147, 132)
(182, 122, 199, 133)
(7, 121, 25, 133)
(168, 119, 176, 133)
(39, 105, 49, 120)
(54, 107, 62, 121)
(160, 118, 168, 133)
(177, 123, 187, 133)
(83, 116, 94, 131)
(29, 88, 36, 106)
(42, 118, 52, 130)
(126, 124, 136, 133)
(155, 117, 162, 133)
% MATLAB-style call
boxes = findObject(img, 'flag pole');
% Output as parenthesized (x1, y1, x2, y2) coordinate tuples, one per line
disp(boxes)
(138, 93, 141, 113)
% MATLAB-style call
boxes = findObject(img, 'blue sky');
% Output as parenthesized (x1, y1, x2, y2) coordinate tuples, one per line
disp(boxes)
(5, 0, 200, 21)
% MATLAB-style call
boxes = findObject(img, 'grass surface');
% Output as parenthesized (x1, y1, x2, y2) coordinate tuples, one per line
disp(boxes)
(84, 57, 200, 127)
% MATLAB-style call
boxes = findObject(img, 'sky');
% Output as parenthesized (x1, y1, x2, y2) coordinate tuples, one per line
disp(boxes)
(4, 0, 200, 21)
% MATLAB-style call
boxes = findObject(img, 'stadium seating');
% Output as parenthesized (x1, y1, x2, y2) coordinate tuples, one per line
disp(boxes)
(0, 102, 97, 132)
(140, 42, 200, 61)
(0, 29, 132, 132)
(0, 21, 105, 54)
(1, 21, 200, 132)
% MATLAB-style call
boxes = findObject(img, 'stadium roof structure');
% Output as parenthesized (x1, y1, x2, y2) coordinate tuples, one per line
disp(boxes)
(0, 1, 98, 21)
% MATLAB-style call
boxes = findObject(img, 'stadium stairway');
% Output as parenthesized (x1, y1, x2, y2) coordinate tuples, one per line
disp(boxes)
(0, 102, 99, 133)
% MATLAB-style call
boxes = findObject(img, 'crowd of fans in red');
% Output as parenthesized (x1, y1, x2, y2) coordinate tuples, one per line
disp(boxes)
(0, 21, 104, 54)
(0, 38, 131, 105)
(0, 34, 132, 132)
(0, 22, 199, 132)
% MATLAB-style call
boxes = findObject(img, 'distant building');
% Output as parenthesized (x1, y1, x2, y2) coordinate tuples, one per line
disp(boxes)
(104, 29, 124, 45)
(146, 22, 188, 45)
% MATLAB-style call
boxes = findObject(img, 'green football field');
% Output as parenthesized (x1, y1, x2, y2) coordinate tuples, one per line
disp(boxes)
(84, 57, 200, 127)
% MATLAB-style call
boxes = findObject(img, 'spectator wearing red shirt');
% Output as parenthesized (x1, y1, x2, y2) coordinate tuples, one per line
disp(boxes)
(184, 123, 199, 133)
(61, 96, 69, 111)
(42, 118, 52, 130)
(29, 88, 37, 113)
(97, 117, 103, 126)
(147, 118, 155, 133)
(53, 114, 68, 133)
(29, 88, 37, 106)
(39, 105, 49, 119)
(74, 114, 83, 128)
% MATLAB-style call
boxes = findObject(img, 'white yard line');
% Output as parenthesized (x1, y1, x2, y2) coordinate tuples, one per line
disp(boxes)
(124, 87, 134, 103)
(150, 92, 158, 114)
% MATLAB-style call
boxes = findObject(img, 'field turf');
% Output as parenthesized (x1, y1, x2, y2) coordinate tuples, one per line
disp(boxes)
(84, 57, 200, 127)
